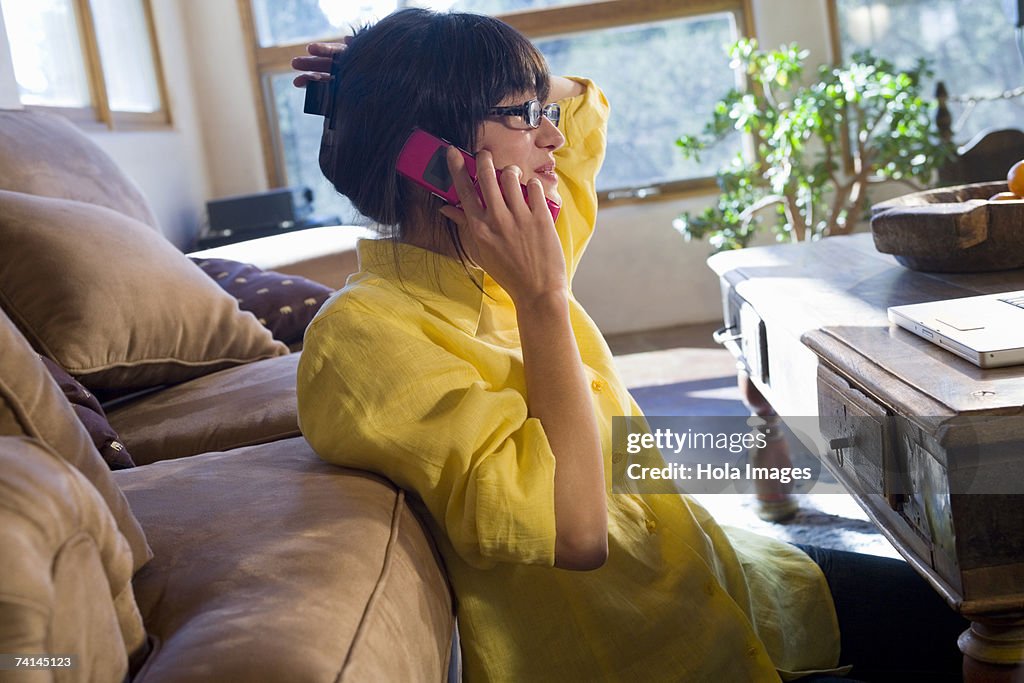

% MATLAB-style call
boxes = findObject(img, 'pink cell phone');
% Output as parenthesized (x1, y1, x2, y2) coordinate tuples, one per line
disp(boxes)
(396, 128, 560, 222)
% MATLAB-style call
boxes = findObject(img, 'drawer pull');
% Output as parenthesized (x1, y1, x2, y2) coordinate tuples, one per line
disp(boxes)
(829, 437, 853, 450)
(712, 325, 743, 344)
(829, 437, 853, 467)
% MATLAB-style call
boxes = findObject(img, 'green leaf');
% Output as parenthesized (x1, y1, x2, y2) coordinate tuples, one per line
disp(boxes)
(675, 42, 951, 250)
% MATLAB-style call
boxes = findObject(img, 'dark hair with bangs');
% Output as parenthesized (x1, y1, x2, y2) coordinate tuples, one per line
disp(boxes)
(317, 9, 550, 252)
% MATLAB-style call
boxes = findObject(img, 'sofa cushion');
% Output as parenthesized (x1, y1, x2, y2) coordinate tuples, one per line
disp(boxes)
(115, 438, 454, 682)
(107, 353, 302, 465)
(189, 225, 375, 291)
(41, 357, 135, 470)
(0, 109, 160, 230)
(0, 436, 148, 683)
(191, 257, 332, 344)
(0, 308, 151, 572)
(0, 190, 289, 393)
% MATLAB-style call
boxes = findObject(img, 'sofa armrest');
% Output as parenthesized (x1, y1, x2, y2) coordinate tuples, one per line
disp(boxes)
(189, 225, 376, 290)
(116, 438, 455, 682)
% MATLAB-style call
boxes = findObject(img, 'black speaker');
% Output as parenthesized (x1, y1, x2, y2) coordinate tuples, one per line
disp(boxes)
(206, 187, 314, 234)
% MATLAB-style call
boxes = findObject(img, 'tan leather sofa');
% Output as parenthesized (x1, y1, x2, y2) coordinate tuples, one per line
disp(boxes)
(0, 109, 455, 682)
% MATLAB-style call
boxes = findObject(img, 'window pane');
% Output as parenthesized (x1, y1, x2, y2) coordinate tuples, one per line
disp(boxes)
(412, 1, 587, 12)
(268, 71, 368, 225)
(1, 0, 91, 107)
(835, 0, 1024, 144)
(252, 0, 398, 47)
(251, 0, 586, 47)
(536, 13, 742, 191)
(90, 0, 162, 113)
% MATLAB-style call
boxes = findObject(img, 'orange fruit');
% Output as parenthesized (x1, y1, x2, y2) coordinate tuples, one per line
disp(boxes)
(990, 191, 1022, 201)
(1009, 160, 1024, 197)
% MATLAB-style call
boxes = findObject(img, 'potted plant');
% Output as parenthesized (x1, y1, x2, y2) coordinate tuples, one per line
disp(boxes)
(674, 39, 955, 251)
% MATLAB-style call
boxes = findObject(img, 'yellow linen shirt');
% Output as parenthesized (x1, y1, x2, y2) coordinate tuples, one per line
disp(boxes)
(297, 79, 841, 681)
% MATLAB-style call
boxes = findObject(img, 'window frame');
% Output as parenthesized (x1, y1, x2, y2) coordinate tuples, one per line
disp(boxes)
(239, 0, 756, 207)
(13, 0, 171, 130)
(824, 0, 1024, 173)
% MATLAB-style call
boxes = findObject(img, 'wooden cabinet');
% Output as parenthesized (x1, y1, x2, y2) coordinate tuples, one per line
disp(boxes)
(708, 234, 1024, 676)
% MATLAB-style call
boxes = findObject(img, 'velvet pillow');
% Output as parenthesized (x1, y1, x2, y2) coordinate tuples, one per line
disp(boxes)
(40, 357, 135, 470)
(0, 190, 289, 392)
(191, 258, 333, 345)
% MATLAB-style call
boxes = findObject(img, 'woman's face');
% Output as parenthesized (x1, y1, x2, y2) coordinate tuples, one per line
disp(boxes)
(475, 91, 565, 202)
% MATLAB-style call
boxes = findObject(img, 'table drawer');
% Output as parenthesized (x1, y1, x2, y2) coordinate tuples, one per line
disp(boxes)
(817, 363, 890, 497)
(816, 363, 945, 565)
(717, 285, 768, 385)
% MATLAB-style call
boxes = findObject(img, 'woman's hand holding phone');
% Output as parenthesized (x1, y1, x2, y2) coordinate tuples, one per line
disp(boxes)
(440, 148, 567, 306)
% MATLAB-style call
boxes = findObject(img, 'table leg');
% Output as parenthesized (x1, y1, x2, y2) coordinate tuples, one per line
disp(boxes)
(960, 617, 1024, 682)
(737, 367, 799, 522)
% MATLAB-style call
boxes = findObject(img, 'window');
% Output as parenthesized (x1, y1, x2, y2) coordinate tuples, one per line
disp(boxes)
(830, 0, 1024, 146)
(0, 0, 168, 127)
(242, 0, 752, 223)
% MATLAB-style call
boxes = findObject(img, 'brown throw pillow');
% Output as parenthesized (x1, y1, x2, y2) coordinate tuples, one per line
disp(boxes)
(0, 307, 152, 573)
(0, 190, 289, 392)
(40, 357, 135, 470)
(0, 436, 148, 681)
(191, 258, 332, 345)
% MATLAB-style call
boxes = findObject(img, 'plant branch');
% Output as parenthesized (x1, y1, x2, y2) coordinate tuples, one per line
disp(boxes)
(737, 193, 788, 223)
(824, 141, 840, 189)
(782, 186, 808, 241)
(826, 180, 853, 235)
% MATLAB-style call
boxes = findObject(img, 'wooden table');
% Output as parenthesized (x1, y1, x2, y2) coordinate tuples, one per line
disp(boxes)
(707, 233, 1024, 679)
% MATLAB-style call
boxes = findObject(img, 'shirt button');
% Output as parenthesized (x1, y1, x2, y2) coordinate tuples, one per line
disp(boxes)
(591, 379, 604, 393)
(644, 518, 656, 534)
(704, 580, 716, 596)
(746, 645, 759, 658)
(612, 451, 625, 463)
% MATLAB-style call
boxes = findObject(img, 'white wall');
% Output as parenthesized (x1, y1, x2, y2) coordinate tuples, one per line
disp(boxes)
(179, 0, 268, 199)
(0, 0, 839, 332)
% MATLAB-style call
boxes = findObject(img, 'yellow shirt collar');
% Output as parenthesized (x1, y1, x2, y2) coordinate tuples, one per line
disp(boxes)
(357, 237, 505, 336)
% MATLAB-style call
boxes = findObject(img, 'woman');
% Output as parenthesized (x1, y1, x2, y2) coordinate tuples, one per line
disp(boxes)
(294, 9, 965, 681)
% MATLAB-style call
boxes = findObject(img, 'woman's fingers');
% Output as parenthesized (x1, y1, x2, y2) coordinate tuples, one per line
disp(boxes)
(498, 165, 533, 218)
(446, 146, 485, 217)
(291, 40, 352, 87)
(524, 178, 553, 222)
(306, 39, 350, 57)
(438, 205, 467, 228)
(474, 152, 510, 217)
(292, 71, 331, 88)
(291, 55, 334, 73)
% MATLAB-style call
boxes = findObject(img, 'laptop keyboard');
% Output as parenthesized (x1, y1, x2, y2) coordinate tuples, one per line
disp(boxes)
(999, 294, 1024, 309)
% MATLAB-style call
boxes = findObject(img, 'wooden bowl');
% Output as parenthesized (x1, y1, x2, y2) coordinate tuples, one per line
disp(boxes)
(871, 181, 1024, 272)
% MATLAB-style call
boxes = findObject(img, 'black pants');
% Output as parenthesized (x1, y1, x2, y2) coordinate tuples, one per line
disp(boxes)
(794, 544, 968, 682)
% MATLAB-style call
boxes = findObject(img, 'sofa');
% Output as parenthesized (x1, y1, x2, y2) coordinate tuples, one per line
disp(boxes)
(0, 109, 456, 681)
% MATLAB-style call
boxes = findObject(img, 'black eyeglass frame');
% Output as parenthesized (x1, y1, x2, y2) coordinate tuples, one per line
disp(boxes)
(487, 99, 561, 128)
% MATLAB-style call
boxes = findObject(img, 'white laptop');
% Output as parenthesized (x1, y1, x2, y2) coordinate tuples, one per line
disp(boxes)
(888, 290, 1024, 368)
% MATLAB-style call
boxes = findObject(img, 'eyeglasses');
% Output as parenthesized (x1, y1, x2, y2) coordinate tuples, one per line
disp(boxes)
(487, 99, 560, 129)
